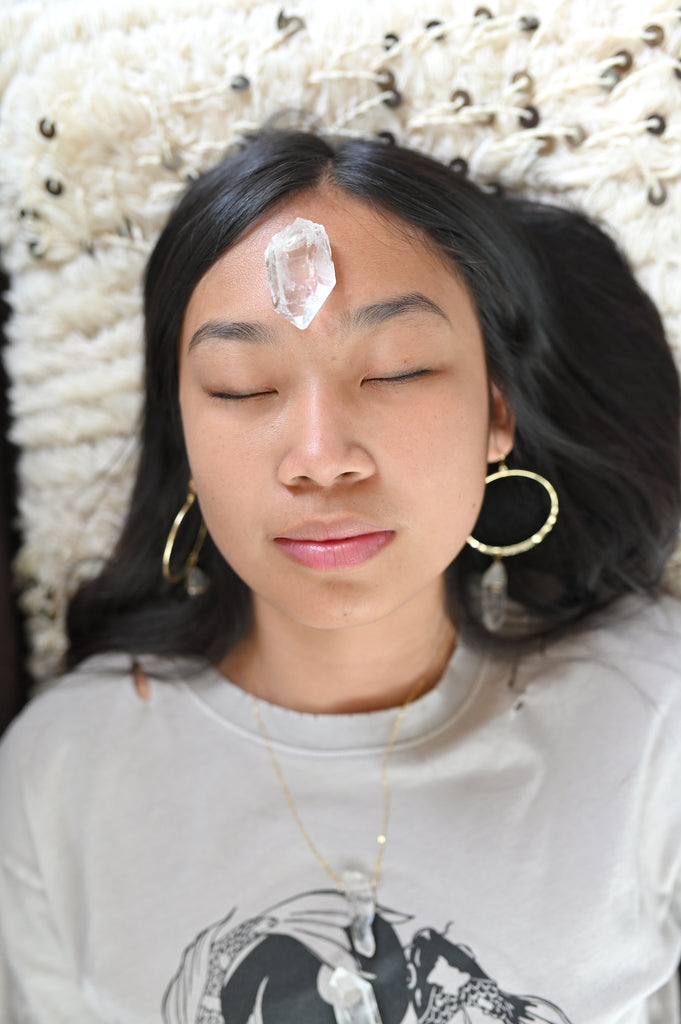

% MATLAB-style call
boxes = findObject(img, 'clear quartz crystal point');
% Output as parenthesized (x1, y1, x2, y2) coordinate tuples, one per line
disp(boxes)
(481, 557, 508, 632)
(186, 565, 209, 596)
(329, 967, 384, 1024)
(342, 870, 376, 958)
(265, 217, 336, 329)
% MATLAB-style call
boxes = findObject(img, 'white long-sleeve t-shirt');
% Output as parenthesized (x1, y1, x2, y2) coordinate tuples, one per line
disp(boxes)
(1, 594, 681, 1024)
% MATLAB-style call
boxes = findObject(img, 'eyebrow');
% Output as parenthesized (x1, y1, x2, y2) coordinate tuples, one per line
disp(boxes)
(188, 319, 278, 351)
(187, 291, 450, 351)
(344, 292, 451, 332)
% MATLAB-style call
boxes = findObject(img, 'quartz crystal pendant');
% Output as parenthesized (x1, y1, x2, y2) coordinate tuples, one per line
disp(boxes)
(328, 967, 384, 1024)
(265, 217, 336, 329)
(480, 557, 508, 632)
(342, 870, 376, 958)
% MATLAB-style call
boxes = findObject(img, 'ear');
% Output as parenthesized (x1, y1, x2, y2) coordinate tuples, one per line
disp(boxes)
(487, 384, 515, 463)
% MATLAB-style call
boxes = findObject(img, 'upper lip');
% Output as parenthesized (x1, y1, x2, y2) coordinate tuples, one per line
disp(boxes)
(275, 519, 390, 542)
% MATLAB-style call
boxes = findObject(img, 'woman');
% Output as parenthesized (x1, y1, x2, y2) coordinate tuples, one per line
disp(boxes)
(1, 129, 680, 1024)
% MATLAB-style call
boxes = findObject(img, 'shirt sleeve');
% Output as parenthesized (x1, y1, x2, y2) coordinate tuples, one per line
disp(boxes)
(635, 641, 681, 932)
(0, 718, 99, 1024)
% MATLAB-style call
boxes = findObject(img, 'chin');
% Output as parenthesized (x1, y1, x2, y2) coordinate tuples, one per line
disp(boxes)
(262, 578, 424, 633)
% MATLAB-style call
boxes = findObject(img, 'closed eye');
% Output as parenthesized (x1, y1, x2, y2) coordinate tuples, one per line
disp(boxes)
(363, 369, 433, 385)
(210, 389, 276, 401)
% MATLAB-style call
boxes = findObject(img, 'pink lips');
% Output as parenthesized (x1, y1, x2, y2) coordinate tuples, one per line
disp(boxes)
(274, 525, 394, 570)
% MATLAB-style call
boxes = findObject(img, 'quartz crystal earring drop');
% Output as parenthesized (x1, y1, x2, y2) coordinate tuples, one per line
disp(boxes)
(466, 458, 559, 632)
(479, 557, 507, 633)
(265, 217, 336, 329)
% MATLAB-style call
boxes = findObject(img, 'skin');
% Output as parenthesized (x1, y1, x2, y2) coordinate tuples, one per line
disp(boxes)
(175, 188, 513, 713)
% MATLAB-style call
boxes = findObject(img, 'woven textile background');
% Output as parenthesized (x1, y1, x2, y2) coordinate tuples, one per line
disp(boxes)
(1, 0, 680, 682)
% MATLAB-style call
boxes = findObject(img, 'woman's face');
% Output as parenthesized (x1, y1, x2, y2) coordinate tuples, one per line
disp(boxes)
(178, 189, 513, 633)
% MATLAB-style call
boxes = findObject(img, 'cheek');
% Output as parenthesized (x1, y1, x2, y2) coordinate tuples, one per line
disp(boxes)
(187, 437, 250, 510)
(188, 451, 259, 571)
(180, 390, 213, 483)
(404, 394, 490, 533)
(179, 399, 252, 534)
(181, 377, 244, 478)
(399, 384, 490, 474)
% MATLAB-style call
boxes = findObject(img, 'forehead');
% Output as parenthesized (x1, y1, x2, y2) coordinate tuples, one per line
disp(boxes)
(180, 189, 474, 342)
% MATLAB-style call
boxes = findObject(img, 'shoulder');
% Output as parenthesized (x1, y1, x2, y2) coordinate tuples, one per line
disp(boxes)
(567, 588, 681, 645)
(0, 654, 137, 770)
(0, 652, 214, 848)
(516, 592, 681, 723)
(563, 592, 681, 685)
(0, 650, 214, 776)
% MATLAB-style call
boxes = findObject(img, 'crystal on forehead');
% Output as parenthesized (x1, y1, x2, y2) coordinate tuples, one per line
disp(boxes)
(265, 217, 336, 330)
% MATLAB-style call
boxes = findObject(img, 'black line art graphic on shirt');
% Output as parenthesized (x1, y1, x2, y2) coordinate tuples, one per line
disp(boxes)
(162, 889, 574, 1024)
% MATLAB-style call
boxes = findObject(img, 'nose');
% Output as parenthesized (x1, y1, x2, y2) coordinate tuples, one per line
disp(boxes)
(276, 383, 375, 489)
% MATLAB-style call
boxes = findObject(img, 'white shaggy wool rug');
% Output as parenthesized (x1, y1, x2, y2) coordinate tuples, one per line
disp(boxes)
(1, 0, 680, 681)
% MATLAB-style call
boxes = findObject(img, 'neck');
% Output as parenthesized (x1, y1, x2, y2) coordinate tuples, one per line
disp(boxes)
(218, 584, 457, 713)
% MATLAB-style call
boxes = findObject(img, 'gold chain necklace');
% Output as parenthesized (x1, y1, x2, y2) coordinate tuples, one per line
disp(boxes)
(250, 669, 424, 892)
(248, 625, 457, 961)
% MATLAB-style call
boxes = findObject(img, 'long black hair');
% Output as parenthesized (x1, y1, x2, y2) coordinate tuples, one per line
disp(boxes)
(66, 129, 681, 667)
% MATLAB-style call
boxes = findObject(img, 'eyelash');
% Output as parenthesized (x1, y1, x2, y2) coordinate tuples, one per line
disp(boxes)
(210, 369, 432, 401)
(210, 390, 274, 401)
(364, 369, 432, 385)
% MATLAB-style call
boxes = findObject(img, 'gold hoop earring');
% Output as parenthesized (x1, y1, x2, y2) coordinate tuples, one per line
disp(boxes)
(466, 458, 559, 632)
(162, 483, 208, 594)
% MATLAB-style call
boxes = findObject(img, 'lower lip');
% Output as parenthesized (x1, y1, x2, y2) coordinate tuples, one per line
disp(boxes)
(274, 531, 394, 570)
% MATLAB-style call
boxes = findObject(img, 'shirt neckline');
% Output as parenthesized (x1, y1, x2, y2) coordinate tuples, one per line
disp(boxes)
(172, 638, 491, 754)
